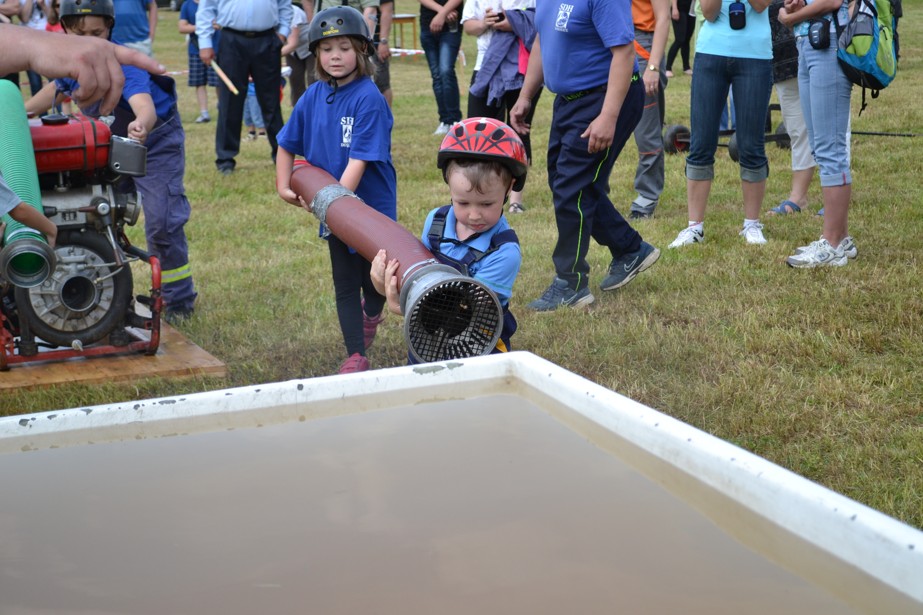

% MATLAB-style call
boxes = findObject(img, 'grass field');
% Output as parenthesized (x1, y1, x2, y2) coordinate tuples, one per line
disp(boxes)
(3, 1, 922, 530)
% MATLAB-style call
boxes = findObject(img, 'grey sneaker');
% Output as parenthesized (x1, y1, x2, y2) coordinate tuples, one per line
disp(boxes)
(668, 226, 704, 248)
(527, 278, 594, 312)
(194, 111, 210, 123)
(794, 235, 857, 259)
(600, 241, 660, 291)
(786, 238, 848, 268)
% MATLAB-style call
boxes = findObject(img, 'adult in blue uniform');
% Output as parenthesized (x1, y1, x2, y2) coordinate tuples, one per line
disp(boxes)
(28, 0, 198, 321)
(196, 0, 292, 174)
(510, 0, 660, 312)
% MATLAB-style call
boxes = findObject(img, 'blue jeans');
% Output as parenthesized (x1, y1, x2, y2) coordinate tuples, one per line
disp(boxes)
(686, 52, 771, 182)
(797, 37, 852, 187)
(420, 26, 462, 125)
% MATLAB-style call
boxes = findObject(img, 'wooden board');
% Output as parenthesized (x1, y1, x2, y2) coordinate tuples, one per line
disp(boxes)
(0, 325, 227, 391)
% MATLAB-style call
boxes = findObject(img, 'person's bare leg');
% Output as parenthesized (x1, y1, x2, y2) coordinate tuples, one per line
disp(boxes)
(821, 184, 850, 246)
(687, 177, 711, 222)
(196, 85, 208, 114)
(741, 179, 766, 220)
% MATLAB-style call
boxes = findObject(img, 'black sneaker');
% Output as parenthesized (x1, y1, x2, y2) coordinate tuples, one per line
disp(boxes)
(600, 241, 660, 291)
(628, 210, 652, 220)
(527, 278, 595, 312)
(164, 306, 194, 326)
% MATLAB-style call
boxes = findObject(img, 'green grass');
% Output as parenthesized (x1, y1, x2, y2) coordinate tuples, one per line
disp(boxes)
(3, 0, 922, 530)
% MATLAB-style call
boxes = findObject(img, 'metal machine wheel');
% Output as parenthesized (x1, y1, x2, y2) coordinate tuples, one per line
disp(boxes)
(14, 230, 133, 347)
(727, 132, 739, 162)
(663, 124, 690, 154)
(775, 122, 792, 149)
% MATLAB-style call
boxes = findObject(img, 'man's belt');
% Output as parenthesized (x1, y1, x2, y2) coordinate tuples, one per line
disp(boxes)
(559, 73, 641, 102)
(222, 27, 275, 38)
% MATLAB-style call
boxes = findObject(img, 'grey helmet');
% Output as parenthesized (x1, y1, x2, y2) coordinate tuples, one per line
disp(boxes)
(307, 6, 374, 56)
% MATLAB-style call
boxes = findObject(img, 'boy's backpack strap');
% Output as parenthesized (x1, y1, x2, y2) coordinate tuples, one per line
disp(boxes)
(426, 205, 453, 254)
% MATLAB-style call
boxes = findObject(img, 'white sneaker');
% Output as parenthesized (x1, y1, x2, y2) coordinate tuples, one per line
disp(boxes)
(794, 235, 857, 259)
(668, 226, 704, 249)
(786, 238, 848, 268)
(740, 223, 767, 245)
(433, 122, 450, 136)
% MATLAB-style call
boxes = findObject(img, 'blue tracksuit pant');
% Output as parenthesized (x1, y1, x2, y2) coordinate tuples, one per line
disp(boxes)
(131, 110, 197, 312)
(547, 77, 645, 292)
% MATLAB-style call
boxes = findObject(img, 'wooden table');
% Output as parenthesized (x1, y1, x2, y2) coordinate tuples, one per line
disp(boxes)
(392, 13, 418, 50)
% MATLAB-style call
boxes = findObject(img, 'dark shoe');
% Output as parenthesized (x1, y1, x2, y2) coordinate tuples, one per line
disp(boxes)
(164, 306, 194, 326)
(527, 278, 594, 312)
(218, 166, 234, 176)
(629, 210, 652, 220)
(600, 241, 660, 291)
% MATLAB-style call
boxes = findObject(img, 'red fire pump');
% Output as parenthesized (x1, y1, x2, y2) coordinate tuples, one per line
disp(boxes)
(0, 114, 162, 370)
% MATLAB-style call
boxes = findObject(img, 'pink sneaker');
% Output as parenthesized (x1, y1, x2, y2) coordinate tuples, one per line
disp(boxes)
(338, 353, 369, 374)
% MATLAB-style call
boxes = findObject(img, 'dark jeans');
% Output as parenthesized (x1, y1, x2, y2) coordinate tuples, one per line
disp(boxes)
(420, 26, 462, 124)
(666, 0, 695, 73)
(687, 53, 771, 181)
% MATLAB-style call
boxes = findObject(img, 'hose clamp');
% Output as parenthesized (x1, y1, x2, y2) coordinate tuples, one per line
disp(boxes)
(310, 184, 357, 224)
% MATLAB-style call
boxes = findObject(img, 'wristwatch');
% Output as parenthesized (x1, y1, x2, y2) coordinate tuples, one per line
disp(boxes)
(379, 38, 388, 44)
(648, 64, 659, 72)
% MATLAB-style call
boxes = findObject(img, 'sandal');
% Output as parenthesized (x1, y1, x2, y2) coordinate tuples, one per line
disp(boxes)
(768, 200, 802, 215)
(508, 202, 526, 214)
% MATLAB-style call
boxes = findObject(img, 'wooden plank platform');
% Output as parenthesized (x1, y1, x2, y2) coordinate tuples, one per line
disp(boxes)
(0, 325, 227, 391)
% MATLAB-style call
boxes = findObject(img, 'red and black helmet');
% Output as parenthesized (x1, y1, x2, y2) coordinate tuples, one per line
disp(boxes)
(437, 118, 528, 192)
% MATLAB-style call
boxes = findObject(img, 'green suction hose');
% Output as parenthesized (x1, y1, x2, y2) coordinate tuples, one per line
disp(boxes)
(0, 79, 56, 288)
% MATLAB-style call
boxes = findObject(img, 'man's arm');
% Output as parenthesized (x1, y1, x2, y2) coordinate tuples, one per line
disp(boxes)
(0, 25, 165, 114)
(147, 0, 158, 41)
(509, 33, 544, 135)
(378, 1, 392, 61)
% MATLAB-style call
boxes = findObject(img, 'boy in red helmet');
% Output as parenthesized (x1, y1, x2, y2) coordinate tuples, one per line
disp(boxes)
(371, 117, 525, 355)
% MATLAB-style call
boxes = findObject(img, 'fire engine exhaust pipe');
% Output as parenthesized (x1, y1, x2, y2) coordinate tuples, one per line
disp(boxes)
(290, 163, 503, 364)
(0, 80, 56, 288)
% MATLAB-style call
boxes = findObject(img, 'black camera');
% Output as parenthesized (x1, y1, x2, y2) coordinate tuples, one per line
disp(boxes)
(808, 19, 831, 49)
(729, 1, 746, 29)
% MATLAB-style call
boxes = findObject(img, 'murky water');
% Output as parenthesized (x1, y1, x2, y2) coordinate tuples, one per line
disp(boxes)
(0, 396, 859, 614)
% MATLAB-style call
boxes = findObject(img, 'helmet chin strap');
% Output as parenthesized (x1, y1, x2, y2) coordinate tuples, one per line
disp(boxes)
(324, 66, 359, 105)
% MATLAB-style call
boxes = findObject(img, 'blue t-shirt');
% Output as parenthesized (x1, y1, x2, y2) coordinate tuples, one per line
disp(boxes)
(181, 0, 200, 52)
(696, 0, 772, 59)
(536, 0, 637, 94)
(421, 207, 521, 307)
(113, 0, 153, 44)
(277, 77, 397, 221)
(55, 63, 177, 123)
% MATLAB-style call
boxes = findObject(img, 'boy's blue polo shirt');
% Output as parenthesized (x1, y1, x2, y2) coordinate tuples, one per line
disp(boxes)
(421, 206, 521, 308)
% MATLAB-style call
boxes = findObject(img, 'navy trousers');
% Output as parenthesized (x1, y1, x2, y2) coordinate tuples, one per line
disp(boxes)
(215, 30, 284, 171)
(546, 78, 645, 291)
(132, 111, 197, 312)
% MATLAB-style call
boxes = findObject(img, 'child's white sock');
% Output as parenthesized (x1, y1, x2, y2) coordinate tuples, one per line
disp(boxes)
(743, 218, 760, 228)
